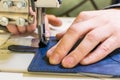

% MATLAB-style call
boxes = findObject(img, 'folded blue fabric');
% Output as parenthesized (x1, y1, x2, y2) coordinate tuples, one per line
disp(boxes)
(28, 37, 120, 77)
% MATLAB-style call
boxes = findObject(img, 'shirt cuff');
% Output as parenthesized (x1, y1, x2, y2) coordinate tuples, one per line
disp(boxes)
(105, 3, 120, 9)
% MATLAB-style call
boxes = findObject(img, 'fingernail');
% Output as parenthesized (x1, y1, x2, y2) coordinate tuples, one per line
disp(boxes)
(62, 56, 75, 68)
(49, 54, 60, 64)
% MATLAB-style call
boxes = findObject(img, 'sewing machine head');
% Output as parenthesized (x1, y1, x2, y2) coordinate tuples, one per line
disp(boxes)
(0, 0, 61, 47)
(0, 0, 61, 26)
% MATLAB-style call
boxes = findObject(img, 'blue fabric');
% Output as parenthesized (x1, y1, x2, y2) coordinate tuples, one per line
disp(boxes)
(28, 37, 120, 77)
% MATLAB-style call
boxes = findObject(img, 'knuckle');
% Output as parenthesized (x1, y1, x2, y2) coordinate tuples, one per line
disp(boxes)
(101, 44, 111, 52)
(86, 32, 98, 42)
(69, 24, 80, 34)
(55, 47, 67, 57)
(78, 11, 88, 17)
(97, 16, 109, 24)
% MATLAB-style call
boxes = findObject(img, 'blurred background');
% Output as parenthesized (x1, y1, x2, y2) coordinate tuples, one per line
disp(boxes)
(46, 0, 113, 17)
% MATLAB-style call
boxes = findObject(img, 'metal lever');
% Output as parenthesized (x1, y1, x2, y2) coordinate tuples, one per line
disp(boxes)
(8, 45, 37, 53)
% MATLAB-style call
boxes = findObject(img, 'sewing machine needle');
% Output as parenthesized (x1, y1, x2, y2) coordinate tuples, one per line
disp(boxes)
(37, 8, 48, 48)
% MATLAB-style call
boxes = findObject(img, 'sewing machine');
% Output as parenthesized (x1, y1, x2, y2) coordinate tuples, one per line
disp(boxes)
(0, 0, 61, 47)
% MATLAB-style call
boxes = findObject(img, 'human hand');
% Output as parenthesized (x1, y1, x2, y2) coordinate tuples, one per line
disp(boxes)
(6, 8, 62, 35)
(47, 9, 120, 68)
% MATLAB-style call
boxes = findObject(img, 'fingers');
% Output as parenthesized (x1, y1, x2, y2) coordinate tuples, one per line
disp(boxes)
(48, 18, 102, 65)
(80, 36, 119, 65)
(6, 24, 19, 34)
(7, 23, 35, 34)
(47, 15, 62, 26)
(61, 25, 112, 68)
(6, 7, 36, 34)
(46, 41, 61, 57)
(47, 45, 57, 57)
(47, 9, 120, 68)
